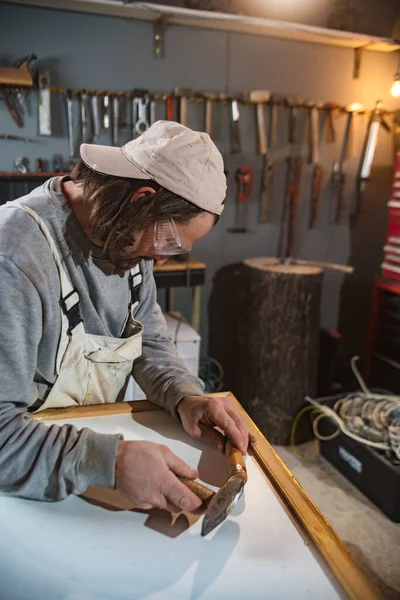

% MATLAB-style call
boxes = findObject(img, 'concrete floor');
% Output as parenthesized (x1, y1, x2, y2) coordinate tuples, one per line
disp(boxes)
(273, 443, 400, 600)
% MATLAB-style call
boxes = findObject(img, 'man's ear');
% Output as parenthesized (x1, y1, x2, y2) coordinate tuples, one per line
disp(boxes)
(130, 186, 156, 204)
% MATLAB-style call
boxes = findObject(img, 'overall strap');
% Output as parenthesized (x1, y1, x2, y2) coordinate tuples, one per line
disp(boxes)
(11, 203, 83, 372)
(128, 263, 142, 314)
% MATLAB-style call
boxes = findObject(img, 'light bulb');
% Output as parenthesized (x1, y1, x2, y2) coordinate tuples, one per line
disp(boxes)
(392, 77, 400, 98)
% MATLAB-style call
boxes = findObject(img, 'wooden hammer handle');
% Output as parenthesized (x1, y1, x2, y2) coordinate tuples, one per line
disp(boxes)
(179, 477, 215, 506)
(226, 441, 248, 484)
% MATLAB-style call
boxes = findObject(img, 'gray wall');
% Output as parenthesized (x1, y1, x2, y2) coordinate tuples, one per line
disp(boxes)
(1, 3, 400, 358)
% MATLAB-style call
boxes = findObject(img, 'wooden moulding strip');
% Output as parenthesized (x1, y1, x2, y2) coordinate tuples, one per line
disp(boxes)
(34, 400, 159, 421)
(33, 392, 381, 599)
(228, 393, 382, 600)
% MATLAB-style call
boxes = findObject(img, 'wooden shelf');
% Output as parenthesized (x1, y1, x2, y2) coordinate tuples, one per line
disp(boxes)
(6, 0, 400, 53)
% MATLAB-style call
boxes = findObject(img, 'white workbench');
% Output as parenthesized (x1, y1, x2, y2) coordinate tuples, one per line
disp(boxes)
(0, 405, 347, 600)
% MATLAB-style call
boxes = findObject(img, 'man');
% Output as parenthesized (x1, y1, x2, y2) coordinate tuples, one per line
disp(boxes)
(0, 120, 254, 514)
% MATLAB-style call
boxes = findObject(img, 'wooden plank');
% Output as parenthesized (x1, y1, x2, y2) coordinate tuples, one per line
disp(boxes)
(33, 391, 380, 599)
(153, 257, 206, 273)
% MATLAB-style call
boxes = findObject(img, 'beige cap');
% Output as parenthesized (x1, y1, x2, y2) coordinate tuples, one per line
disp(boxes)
(80, 120, 226, 215)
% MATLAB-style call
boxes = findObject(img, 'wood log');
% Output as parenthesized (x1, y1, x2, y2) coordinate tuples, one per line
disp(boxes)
(209, 257, 323, 445)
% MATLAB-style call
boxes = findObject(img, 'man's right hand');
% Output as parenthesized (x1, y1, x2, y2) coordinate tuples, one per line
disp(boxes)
(115, 440, 202, 513)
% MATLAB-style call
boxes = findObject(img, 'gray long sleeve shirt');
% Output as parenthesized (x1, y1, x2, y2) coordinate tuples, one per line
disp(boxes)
(0, 177, 204, 501)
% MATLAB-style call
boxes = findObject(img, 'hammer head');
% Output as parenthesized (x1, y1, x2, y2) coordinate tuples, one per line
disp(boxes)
(201, 474, 245, 536)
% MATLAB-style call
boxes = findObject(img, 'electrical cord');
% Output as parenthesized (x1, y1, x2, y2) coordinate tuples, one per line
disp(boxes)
(304, 357, 400, 461)
(290, 405, 321, 462)
(199, 356, 224, 393)
(312, 413, 341, 441)
(305, 396, 391, 450)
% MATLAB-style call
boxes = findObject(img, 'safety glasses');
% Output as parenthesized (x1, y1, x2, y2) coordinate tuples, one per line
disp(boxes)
(153, 218, 192, 256)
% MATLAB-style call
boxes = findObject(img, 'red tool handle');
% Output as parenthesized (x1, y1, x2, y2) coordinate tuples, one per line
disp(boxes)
(166, 96, 175, 121)
(235, 166, 254, 202)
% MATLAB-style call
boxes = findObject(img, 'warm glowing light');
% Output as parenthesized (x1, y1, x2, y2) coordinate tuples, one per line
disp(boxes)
(347, 102, 363, 112)
(391, 78, 400, 98)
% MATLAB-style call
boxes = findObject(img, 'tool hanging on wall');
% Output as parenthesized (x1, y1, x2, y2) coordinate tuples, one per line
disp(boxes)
(249, 90, 275, 223)
(149, 97, 157, 125)
(112, 94, 119, 145)
(9, 59, 28, 119)
(285, 95, 302, 146)
(228, 166, 254, 233)
(133, 92, 150, 136)
(52, 154, 64, 172)
(355, 100, 391, 219)
(11, 87, 25, 117)
(250, 90, 269, 156)
(80, 91, 88, 144)
(307, 102, 321, 165)
(204, 92, 216, 137)
(14, 156, 29, 173)
(307, 102, 324, 229)
(165, 95, 175, 120)
(103, 93, 110, 133)
(37, 70, 52, 136)
(35, 158, 45, 173)
(0, 56, 34, 129)
(229, 96, 242, 154)
(65, 90, 75, 160)
(329, 104, 360, 224)
(174, 88, 191, 127)
(0, 88, 24, 127)
(268, 94, 282, 149)
(277, 155, 303, 259)
(322, 102, 340, 144)
(91, 93, 101, 141)
(118, 95, 127, 129)
(309, 165, 323, 228)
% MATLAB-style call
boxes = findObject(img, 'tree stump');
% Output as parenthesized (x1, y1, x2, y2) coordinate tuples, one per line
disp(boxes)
(208, 258, 323, 445)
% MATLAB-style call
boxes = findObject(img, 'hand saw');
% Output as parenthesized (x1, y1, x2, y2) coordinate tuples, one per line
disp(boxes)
(229, 166, 254, 233)
(355, 101, 391, 220)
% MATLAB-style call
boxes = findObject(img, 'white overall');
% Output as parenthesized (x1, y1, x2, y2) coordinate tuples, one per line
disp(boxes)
(15, 204, 144, 412)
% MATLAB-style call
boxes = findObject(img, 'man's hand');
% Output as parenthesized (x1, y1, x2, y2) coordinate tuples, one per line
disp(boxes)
(115, 440, 202, 513)
(177, 395, 257, 455)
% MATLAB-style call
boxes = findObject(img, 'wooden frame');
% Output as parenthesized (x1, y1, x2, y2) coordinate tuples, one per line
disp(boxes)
(35, 392, 381, 600)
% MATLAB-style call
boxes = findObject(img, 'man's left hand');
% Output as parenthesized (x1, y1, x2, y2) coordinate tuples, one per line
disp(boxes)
(177, 395, 256, 455)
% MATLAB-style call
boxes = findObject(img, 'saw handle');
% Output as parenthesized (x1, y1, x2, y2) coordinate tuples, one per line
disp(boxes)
(226, 441, 248, 484)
